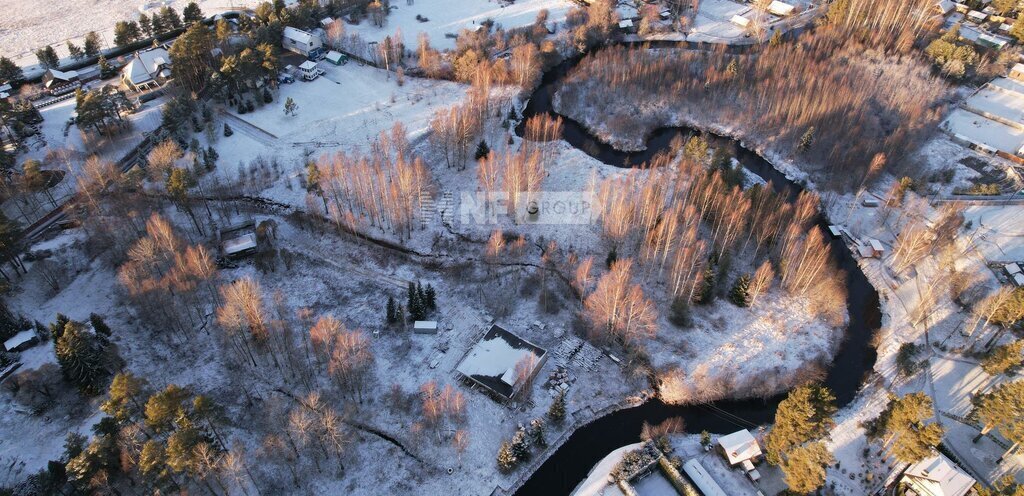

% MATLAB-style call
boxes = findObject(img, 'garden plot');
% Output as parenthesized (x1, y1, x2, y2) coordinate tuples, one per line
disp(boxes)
(346, 0, 575, 51)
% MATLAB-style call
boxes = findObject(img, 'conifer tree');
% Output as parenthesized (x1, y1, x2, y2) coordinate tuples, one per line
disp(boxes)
(695, 267, 716, 305)
(729, 274, 751, 307)
(425, 284, 437, 311)
(89, 313, 111, 337)
(529, 418, 547, 448)
(49, 313, 71, 340)
(102, 372, 149, 423)
(981, 340, 1024, 376)
(496, 441, 517, 472)
(668, 296, 692, 328)
(510, 429, 531, 462)
(55, 321, 108, 394)
(475, 140, 490, 161)
(223, 122, 233, 136)
(548, 390, 566, 423)
(798, 126, 815, 152)
(386, 295, 397, 325)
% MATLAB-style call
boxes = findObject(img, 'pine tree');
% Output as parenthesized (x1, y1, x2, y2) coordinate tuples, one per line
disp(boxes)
(66, 41, 84, 61)
(89, 313, 111, 337)
(102, 372, 148, 422)
(83, 32, 102, 57)
(49, 313, 71, 340)
(605, 246, 618, 269)
(475, 140, 490, 161)
(204, 145, 218, 170)
(183, 2, 204, 23)
(780, 442, 833, 494)
(223, 122, 233, 137)
(729, 274, 751, 307)
(407, 281, 423, 321)
(798, 126, 815, 153)
(263, 87, 273, 104)
(981, 340, 1024, 376)
(386, 295, 397, 324)
(496, 441, 517, 472)
(425, 284, 437, 311)
(55, 321, 107, 394)
(97, 55, 114, 78)
(529, 419, 547, 448)
(764, 384, 836, 465)
(548, 390, 566, 423)
(695, 267, 716, 305)
(668, 296, 692, 328)
(510, 429, 531, 462)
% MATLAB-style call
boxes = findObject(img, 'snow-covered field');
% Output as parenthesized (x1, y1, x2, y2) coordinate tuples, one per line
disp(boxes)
(0, 0, 261, 68)
(346, 0, 575, 51)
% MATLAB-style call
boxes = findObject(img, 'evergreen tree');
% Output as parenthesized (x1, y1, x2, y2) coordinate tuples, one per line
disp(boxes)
(798, 126, 815, 152)
(668, 296, 692, 328)
(764, 384, 836, 465)
(529, 418, 547, 448)
(66, 41, 84, 61)
(509, 429, 531, 462)
(780, 442, 833, 494)
(49, 314, 71, 341)
(729, 274, 751, 307)
(474, 140, 490, 161)
(102, 372, 148, 423)
(55, 321, 107, 394)
(970, 380, 1024, 446)
(982, 340, 1024, 376)
(407, 281, 423, 321)
(386, 295, 397, 324)
(145, 384, 190, 433)
(867, 392, 944, 464)
(0, 56, 24, 85)
(183, 2, 205, 23)
(139, 13, 154, 38)
(89, 313, 111, 337)
(496, 441, 517, 472)
(223, 122, 233, 136)
(204, 145, 218, 170)
(695, 266, 716, 305)
(548, 390, 566, 423)
(83, 32, 102, 57)
(35, 46, 60, 69)
(161, 6, 183, 30)
(97, 55, 115, 79)
(425, 284, 437, 311)
(263, 87, 273, 104)
(605, 246, 618, 269)
(113, 21, 142, 48)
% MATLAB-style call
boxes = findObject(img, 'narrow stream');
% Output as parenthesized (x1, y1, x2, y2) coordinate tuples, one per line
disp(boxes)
(512, 46, 881, 496)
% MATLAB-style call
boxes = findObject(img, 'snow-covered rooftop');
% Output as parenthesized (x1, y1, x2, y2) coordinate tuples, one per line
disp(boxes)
(682, 459, 728, 496)
(717, 429, 761, 465)
(4, 330, 37, 352)
(283, 26, 315, 45)
(455, 324, 546, 400)
(222, 233, 257, 256)
(902, 453, 975, 496)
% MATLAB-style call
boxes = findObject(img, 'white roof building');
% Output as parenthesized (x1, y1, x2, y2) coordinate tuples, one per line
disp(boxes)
(1013, 273, 1024, 287)
(283, 26, 324, 58)
(768, 0, 796, 16)
(731, 15, 752, 27)
(901, 453, 975, 496)
(121, 48, 172, 92)
(717, 429, 762, 466)
(1006, 263, 1022, 276)
(968, 10, 988, 22)
(4, 330, 37, 352)
(413, 321, 438, 334)
(320, 17, 334, 28)
(618, 19, 634, 29)
(936, 0, 956, 14)
(681, 459, 727, 496)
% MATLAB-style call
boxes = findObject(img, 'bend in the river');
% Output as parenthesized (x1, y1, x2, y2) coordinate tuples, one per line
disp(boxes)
(511, 43, 881, 496)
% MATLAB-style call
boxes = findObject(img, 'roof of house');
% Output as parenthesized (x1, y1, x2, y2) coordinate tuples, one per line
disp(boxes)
(731, 15, 751, 27)
(455, 324, 547, 399)
(768, 0, 796, 15)
(869, 239, 885, 252)
(320, 17, 334, 27)
(618, 19, 634, 28)
(718, 430, 762, 465)
(298, 60, 318, 71)
(903, 453, 975, 496)
(968, 9, 988, 19)
(283, 26, 316, 45)
(325, 50, 344, 63)
(122, 48, 171, 85)
(937, 0, 956, 13)
(223, 232, 258, 255)
(414, 321, 438, 329)
(1006, 262, 1022, 275)
(43, 69, 79, 87)
(1013, 272, 1024, 287)
(4, 330, 36, 351)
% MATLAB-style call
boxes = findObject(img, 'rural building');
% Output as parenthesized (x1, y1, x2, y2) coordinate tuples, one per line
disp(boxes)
(976, 32, 1010, 50)
(298, 60, 322, 81)
(320, 17, 335, 29)
(324, 50, 347, 66)
(936, 0, 956, 15)
(3, 330, 38, 352)
(1010, 63, 1024, 82)
(731, 15, 752, 28)
(1006, 262, 1022, 277)
(681, 459, 727, 496)
(0, 83, 10, 100)
(899, 453, 975, 496)
(717, 429, 762, 467)
(618, 19, 635, 32)
(967, 10, 988, 23)
(455, 324, 547, 401)
(42, 69, 80, 96)
(120, 48, 172, 92)
(1013, 273, 1024, 286)
(220, 221, 258, 258)
(282, 26, 325, 59)
(767, 0, 796, 16)
(413, 320, 438, 334)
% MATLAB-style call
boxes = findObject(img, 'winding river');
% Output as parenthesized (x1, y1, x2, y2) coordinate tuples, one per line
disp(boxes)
(512, 47, 882, 495)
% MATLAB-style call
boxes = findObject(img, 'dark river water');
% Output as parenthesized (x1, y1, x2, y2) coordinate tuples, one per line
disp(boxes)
(511, 46, 881, 496)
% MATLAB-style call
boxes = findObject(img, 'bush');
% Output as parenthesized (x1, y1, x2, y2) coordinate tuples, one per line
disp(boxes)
(895, 343, 921, 377)
(668, 296, 692, 328)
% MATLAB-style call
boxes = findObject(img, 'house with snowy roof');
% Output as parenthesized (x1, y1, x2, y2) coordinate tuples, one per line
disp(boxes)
(717, 429, 762, 468)
(120, 48, 172, 92)
(42, 69, 80, 96)
(282, 26, 324, 59)
(455, 324, 547, 401)
(899, 453, 975, 496)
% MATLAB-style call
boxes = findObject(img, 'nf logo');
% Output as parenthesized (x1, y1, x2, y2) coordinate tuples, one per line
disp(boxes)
(458, 191, 596, 225)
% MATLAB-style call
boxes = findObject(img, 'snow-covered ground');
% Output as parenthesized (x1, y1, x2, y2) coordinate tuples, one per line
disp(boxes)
(0, 0, 261, 68)
(346, 0, 575, 51)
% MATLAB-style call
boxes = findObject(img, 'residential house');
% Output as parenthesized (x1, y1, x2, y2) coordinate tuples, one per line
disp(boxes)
(282, 26, 325, 59)
(455, 324, 547, 401)
(120, 48, 172, 92)
(899, 453, 975, 496)
(42, 69, 80, 96)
